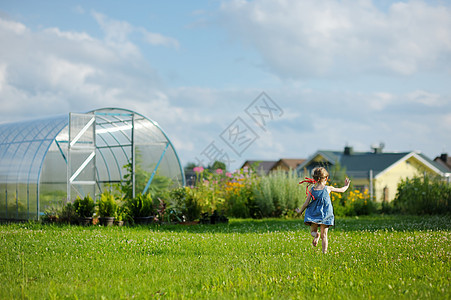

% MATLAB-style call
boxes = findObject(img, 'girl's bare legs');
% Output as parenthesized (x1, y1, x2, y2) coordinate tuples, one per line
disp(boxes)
(320, 224, 329, 253)
(310, 224, 320, 247)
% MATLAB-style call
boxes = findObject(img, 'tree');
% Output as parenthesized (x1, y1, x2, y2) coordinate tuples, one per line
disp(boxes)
(209, 161, 227, 172)
(184, 162, 197, 172)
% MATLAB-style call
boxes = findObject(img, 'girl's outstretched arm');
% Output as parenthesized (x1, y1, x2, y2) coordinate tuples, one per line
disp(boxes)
(296, 194, 312, 215)
(329, 178, 351, 193)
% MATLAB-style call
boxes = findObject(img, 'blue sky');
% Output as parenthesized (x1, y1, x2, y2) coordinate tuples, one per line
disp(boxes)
(1, 0, 450, 171)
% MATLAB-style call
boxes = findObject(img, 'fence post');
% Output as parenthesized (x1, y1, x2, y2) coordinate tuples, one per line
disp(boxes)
(369, 169, 373, 201)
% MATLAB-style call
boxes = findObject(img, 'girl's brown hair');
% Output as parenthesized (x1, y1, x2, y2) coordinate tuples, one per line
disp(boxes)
(312, 167, 329, 182)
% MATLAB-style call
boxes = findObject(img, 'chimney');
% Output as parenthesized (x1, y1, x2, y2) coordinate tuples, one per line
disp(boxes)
(440, 153, 448, 162)
(344, 146, 353, 155)
(371, 142, 385, 154)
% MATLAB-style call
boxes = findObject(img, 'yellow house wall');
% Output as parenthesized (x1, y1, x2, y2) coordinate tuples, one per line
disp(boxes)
(374, 156, 439, 202)
(351, 178, 369, 188)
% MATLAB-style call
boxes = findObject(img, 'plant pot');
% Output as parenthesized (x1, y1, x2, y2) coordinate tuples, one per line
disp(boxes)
(78, 217, 93, 226)
(99, 217, 115, 226)
(179, 221, 199, 226)
(134, 216, 153, 225)
(115, 220, 124, 226)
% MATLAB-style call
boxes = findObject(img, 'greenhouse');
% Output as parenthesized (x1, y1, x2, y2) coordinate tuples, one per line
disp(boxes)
(0, 108, 185, 221)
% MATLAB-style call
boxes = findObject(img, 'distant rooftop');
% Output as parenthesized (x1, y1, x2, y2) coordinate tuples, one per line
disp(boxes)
(297, 146, 450, 178)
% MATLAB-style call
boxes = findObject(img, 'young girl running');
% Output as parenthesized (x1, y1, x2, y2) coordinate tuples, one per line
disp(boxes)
(296, 167, 350, 253)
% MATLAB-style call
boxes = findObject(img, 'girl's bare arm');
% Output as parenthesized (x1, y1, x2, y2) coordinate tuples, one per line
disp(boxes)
(329, 178, 351, 193)
(297, 194, 312, 215)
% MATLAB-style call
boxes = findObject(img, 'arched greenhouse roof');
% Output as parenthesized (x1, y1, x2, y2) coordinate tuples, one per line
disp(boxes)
(0, 108, 185, 220)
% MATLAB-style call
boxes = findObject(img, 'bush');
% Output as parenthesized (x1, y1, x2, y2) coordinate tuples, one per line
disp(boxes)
(98, 191, 118, 218)
(60, 202, 77, 223)
(353, 198, 377, 216)
(73, 195, 95, 218)
(393, 176, 451, 215)
(166, 187, 201, 222)
(253, 170, 306, 217)
(42, 206, 60, 223)
(331, 189, 377, 217)
(115, 204, 131, 223)
(225, 183, 252, 218)
(182, 187, 202, 221)
(126, 193, 154, 218)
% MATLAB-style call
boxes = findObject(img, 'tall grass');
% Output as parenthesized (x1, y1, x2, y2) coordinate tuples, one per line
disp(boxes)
(253, 170, 306, 217)
(1, 216, 448, 299)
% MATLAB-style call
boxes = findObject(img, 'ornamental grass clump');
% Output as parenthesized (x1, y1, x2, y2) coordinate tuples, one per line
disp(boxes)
(253, 170, 306, 217)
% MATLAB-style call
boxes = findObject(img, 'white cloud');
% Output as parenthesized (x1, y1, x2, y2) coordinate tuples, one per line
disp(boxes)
(0, 15, 173, 124)
(93, 12, 179, 50)
(369, 92, 395, 111)
(406, 90, 445, 107)
(0, 17, 27, 35)
(219, 0, 451, 79)
(43, 27, 94, 42)
(444, 113, 451, 124)
(0, 63, 6, 92)
(142, 31, 180, 49)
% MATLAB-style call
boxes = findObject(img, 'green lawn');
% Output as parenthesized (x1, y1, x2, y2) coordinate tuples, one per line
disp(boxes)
(0, 215, 449, 299)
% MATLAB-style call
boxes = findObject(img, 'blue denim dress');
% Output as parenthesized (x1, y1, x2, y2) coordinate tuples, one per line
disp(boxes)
(304, 186, 334, 227)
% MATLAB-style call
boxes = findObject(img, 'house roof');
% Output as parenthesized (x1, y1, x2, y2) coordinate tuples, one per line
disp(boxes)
(272, 158, 306, 170)
(434, 154, 451, 172)
(416, 152, 451, 174)
(297, 149, 450, 178)
(341, 152, 410, 174)
(241, 160, 278, 175)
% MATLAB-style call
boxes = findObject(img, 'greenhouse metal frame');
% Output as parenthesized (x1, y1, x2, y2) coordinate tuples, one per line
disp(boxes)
(0, 108, 185, 221)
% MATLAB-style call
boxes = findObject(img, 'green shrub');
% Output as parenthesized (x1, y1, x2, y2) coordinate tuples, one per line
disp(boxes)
(331, 188, 377, 217)
(73, 195, 95, 218)
(41, 206, 60, 223)
(60, 202, 77, 223)
(98, 191, 118, 218)
(225, 184, 252, 218)
(115, 204, 130, 222)
(126, 193, 154, 218)
(393, 175, 451, 215)
(167, 187, 187, 222)
(253, 170, 306, 217)
(183, 188, 202, 221)
(147, 174, 173, 203)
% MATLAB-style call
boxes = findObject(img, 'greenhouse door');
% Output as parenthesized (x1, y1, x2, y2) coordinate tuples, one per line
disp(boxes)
(67, 113, 96, 201)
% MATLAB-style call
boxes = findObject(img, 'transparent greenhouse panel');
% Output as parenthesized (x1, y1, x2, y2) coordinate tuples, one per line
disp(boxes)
(39, 138, 69, 218)
(40, 183, 66, 219)
(6, 182, 16, 219)
(28, 184, 38, 220)
(69, 184, 95, 201)
(0, 184, 5, 219)
(68, 113, 96, 202)
(17, 183, 27, 220)
(96, 146, 130, 183)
